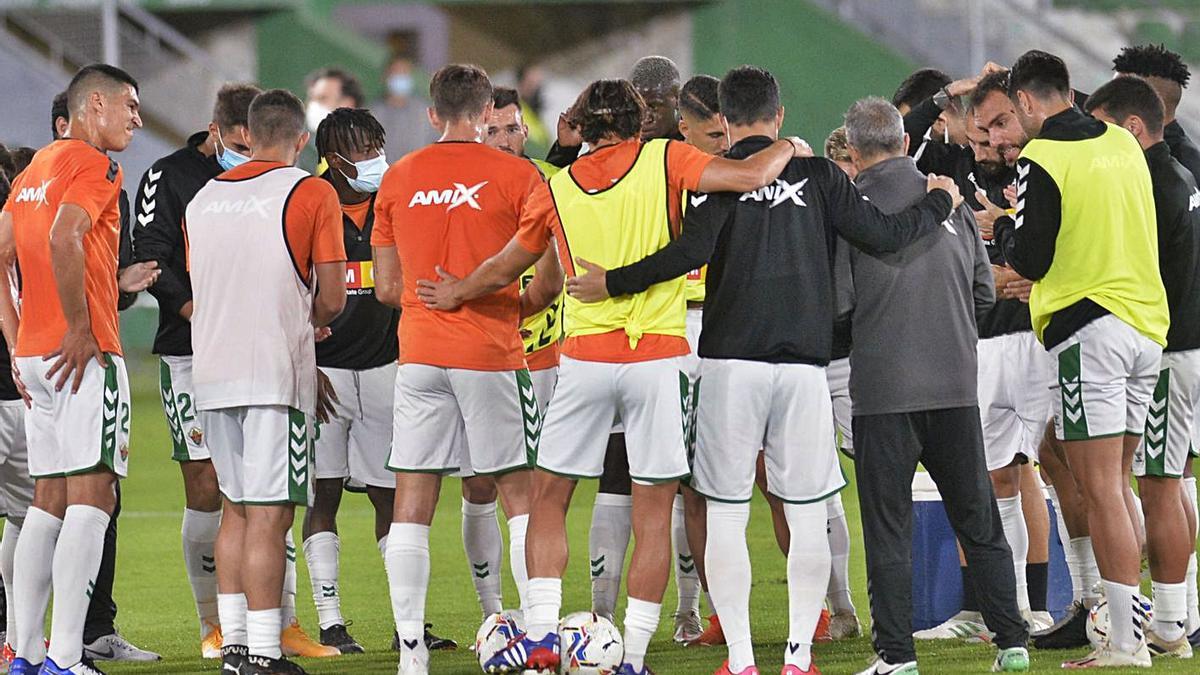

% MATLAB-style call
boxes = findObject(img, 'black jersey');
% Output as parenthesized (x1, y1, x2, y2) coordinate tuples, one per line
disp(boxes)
(131, 132, 221, 356)
(316, 192, 400, 370)
(1147, 141, 1200, 352)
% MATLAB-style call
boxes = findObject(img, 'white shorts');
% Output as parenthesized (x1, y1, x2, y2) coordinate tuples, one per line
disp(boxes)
(531, 366, 558, 417)
(826, 357, 853, 454)
(978, 332, 1055, 471)
(1049, 314, 1162, 442)
(538, 356, 689, 483)
(18, 354, 130, 479)
(389, 365, 538, 475)
(160, 355, 210, 462)
(682, 308, 703, 459)
(0, 401, 34, 519)
(693, 359, 845, 503)
(200, 405, 313, 505)
(314, 363, 395, 489)
(1135, 348, 1200, 478)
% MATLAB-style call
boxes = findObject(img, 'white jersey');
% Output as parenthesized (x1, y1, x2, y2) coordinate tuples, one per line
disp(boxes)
(187, 166, 317, 414)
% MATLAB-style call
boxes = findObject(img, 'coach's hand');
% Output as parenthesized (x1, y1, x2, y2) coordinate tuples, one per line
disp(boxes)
(566, 258, 610, 303)
(927, 174, 963, 209)
(785, 137, 813, 158)
(118, 260, 160, 293)
(1005, 277, 1034, 303)
(416, 266, 464, 310)
(974, 191, 1007, 241)
(557, 113, 583, 148)
(45, 326, 104, 394)
(316, 368, 339, 424)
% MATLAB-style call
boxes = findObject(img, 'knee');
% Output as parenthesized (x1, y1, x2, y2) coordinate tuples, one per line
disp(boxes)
(990, 465, 1021, 498)
(462, 477, 498, 504)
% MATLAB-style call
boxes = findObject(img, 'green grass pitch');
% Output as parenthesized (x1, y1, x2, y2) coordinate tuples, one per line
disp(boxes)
(85, 356, 1198, 674)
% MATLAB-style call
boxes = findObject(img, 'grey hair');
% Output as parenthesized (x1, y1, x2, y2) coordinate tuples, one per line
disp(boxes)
(844, 96, 905, 158)
(630, 56, 681, 91)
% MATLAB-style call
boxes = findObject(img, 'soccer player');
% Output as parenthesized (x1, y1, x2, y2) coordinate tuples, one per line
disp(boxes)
(187, 88, 347, 675)
(841, 96, 1028, 675)
(416, 77, 812, 674)
(1087, 75, 1200, 658)
(45, 89, 161, 664)
(564, 67, 959, 675)
(453, 86, 562, 621)
(991, 50, 1168, 668)
(0, 63, 141, 675)
(0, 171, 34, 670)
(371, 64, 557, 675)
(1113, 44, 1200, 181)
(298, 107, 396, 655)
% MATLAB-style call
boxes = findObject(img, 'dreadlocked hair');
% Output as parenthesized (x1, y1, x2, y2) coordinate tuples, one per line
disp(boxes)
(315, 107, 387, 163)
(566, 79, 645, 145)
(1113, 44, 1190, 88)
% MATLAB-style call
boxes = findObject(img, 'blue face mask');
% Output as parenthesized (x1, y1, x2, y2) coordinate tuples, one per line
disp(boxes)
(387, 73, 414, 99)
(337, 151, 387, 193)
(216, 129, 250, 171)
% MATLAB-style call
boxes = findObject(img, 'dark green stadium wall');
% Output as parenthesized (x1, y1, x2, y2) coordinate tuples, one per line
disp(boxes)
(693, 0, 916, 149)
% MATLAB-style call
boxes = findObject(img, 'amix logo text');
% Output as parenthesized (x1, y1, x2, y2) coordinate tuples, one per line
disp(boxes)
(14, 178, 55, 209)
(739, 178, 807, 208)
(199, 195, 280, 218)
(408, 181, 488, 212)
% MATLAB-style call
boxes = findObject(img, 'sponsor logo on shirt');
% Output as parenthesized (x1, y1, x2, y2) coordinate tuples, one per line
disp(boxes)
(14, 178, 54, 209)
(345, 260, 376, 294)
(1188, 188, 1200, 212)
(739, 178, 807, 208)
(407, 181, 488, 212)
(198, 195, 279, 217)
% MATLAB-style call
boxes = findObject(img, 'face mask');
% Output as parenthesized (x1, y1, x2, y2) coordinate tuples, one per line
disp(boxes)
(387, 74, 414, 99)
(216, 129, 250, 171)
(337, 151, 387, 193)
(306, 101, 331, 133)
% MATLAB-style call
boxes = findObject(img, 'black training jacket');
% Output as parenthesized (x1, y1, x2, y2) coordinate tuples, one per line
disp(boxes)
(1166, 120, 1200, 184)
(316, 190, 399, 370)
(605, 135, 953, 365)
(1147, 141, 1200, 352)
(132, 132, 221, 356)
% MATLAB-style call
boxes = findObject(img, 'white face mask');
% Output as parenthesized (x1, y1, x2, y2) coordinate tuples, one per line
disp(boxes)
(336, 151, 387, 194)
(306, 101, 332, 133)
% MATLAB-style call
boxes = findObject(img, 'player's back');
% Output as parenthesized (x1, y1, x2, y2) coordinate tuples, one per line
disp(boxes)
(373, 142, 541, 371)
(4, 139, 123, 357)
(185, 162, 319, 413)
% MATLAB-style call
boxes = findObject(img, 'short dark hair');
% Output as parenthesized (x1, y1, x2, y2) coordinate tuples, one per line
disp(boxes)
(213, 83, 261, 132)
(316, 107, 387, 159)
(891, 68, 951, 110)
(1009, 50, 1070, 101)
(10, 148, 35, 177)
(305, 67, 365, 107)
(1084, 75, 1165, 137)
(51, 91, 69, 139)
(719, 66, 781, 126)
(969, 69, 1011, 112)
(66, 63, 138, 118)
(1113, 44, 1190, 88)
(429, 64, 493, 121)
(566, 79, 644, 145)
(679, 74, 720, 120)
(0, 171, 10, 207)
(630, 56, 680, 93)
(0, 144, 14, 182)
(492, 86, 521, 111)
(247, 89, 307, 148)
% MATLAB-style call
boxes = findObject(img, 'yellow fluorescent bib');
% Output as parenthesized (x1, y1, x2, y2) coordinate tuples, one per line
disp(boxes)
(521, 159, 565, 355)
(549, 139, 686, 348)
(1021, 123, 1168, 346)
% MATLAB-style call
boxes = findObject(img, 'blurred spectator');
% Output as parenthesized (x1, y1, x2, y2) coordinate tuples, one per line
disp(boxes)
(373, 54, 439, 161)
(305, 67, 366, 132)
(516, 63, 550, 149)
(10, 147, 35, 177)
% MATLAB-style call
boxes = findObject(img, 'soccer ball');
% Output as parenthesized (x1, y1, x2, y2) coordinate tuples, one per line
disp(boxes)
(475, 610, 525, 670)
(1086, 596, 1153, 649)
(558, 611, 624, 674)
